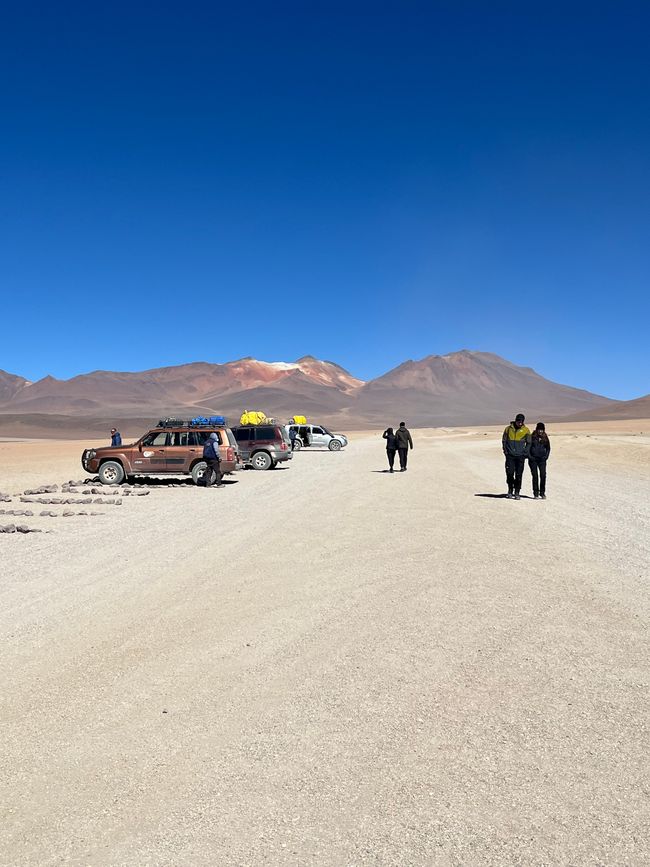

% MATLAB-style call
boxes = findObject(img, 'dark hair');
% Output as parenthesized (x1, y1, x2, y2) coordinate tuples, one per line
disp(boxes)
(536, 422, 545, 431)
(399, 421, 406, 427)
(385, 427, 394, 435)
(515, 413, 525, 423)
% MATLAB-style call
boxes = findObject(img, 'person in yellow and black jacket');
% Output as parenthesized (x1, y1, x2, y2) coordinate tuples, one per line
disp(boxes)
(502, 413, 531, 500)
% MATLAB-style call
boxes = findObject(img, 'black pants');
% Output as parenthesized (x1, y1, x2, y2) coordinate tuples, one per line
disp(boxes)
(505, 455, 525, 493)
(529, 458, 547, 496)
(386, 448, 396, 470)
(398, 447, 409, 470)
(204, 459, 222, 487)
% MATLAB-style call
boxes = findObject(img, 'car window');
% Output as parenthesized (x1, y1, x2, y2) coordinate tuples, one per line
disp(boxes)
(171, 432, 189, 446)
(141, 431, 169, 446)
(254, 426, 276, 440)
(312, 427, 325, 435)
(225, 428, 237, 447)
(234, 428, 251, 442)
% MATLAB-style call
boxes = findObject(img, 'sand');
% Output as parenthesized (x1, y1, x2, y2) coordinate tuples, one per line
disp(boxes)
(1, 422, 649, 865)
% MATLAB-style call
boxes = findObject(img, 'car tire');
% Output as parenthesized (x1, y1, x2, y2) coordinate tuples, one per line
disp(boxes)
(251, 451, 272, 471)
(328, 440, 342, 451)
(191, 461, 207, 484)
(292, 439, 302, 451)
(98, 460, 125, 485)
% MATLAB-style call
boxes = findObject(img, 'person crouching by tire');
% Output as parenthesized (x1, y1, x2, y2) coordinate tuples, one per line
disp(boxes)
(502, 413, 531, 499)
(529, 422, 551, 499)
(202, 432, 223, 488)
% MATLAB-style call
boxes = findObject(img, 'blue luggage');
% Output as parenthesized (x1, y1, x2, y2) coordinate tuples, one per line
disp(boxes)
(191, 415, 227, 426)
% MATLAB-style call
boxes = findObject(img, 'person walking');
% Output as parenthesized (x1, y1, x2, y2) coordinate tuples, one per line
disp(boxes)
(529, 422, 551, 499)
(110, 427, 122, 447)
(289, 427, 297, 451)
(502, 413, 531, 500)
(202, 432, 223, 488)
(395, 422, 413, 471)
(382, 427, 398, 472)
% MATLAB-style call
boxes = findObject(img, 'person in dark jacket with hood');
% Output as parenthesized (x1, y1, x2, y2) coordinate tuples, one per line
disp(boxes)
(528, 422, 551, 499)
(502, 413, 531, 499)
(395, 422, 413, 471)
(382, 427, 398, 472)
(202, 432, 223, 488)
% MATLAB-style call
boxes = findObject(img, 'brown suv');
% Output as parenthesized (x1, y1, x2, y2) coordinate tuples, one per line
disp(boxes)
(82, 424, 240, 485)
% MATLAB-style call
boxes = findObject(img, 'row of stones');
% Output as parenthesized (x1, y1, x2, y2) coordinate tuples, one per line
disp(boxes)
(0, 524, 42, 534)
(20, 497, 124, 505)
(0, 509, 105, 518)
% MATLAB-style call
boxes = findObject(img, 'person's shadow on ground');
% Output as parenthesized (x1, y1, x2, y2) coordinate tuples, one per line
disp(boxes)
(474, 493, 533, 499)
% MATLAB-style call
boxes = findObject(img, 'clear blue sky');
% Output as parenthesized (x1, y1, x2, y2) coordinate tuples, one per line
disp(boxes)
(1, 2, 648, 399)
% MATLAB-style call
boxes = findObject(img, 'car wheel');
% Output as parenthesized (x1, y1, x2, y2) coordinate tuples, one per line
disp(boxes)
(191, 461, 207, 484)
(251, 451, 272, 471)
(98, 461, 125, 485)
(292, 439, 302, 451)
(328, 440, 342, 451)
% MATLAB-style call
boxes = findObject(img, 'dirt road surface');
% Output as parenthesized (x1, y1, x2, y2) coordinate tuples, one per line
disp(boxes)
(1, 426, 649, 865)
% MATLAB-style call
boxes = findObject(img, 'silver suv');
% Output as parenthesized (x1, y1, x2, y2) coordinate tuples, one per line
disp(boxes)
(286, 424, 348, 451)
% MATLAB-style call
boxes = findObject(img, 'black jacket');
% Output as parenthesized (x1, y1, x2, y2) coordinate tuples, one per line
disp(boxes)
(395, 427, 413, 449)
(383, 430, 398, 449)
(529, 432, 551, 460)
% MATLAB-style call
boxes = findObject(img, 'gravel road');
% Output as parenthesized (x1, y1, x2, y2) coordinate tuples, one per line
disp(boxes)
(1, 428, 649, 865)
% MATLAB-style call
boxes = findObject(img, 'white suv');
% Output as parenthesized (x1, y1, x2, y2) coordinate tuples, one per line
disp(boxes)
(286, 424, 348, 452)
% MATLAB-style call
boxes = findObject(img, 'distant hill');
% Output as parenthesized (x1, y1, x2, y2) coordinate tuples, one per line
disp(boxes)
(0, 351, 619, 436)
(353, 351, 617, 426)
(563, 393, 650, 422)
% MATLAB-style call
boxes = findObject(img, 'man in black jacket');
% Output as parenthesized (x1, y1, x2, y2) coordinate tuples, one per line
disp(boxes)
(502, 413, 531, 500)
(395, 422, 413, 471)
(202, 432, 224, 488)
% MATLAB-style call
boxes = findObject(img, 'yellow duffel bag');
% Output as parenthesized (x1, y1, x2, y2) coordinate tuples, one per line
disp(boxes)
(290, 415, 307, 425)
(240, 410, 267, 426)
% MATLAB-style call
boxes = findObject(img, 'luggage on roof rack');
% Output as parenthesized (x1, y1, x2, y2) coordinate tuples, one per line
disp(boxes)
(289, 415, 307, 425)
(190, 415, 227, 426)
(239, 410, 268, 426)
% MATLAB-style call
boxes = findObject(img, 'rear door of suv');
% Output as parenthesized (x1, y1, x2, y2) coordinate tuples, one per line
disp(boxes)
(166, 430, 194, 472)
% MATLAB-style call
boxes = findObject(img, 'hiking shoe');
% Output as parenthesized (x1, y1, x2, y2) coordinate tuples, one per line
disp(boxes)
(514, 493, 521, 500)
(389, 468, 394, 473)
(506, 492, 513, 499)
(534, 494, 539, 499)
(541, 494, 546, 499)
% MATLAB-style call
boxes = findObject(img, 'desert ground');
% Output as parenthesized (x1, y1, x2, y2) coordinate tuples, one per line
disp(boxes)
(1, 421, 649, 866)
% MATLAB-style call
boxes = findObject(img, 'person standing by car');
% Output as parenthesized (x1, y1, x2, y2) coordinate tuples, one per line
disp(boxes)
(382, 427, 398, 472)
(529, 422, 551, 499)
(395, 422, 413, 472)
(110, 427, 122, 447)
(502, 413, 531, 500)
(202, 432, 223, 488)
(289, 427, 298, 451)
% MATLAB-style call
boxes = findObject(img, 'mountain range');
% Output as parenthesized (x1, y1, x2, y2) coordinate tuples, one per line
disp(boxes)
(1, 350, 643, 437)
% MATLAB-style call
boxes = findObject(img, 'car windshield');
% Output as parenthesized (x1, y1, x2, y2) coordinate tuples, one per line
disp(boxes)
(322, 427, 334, 436)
